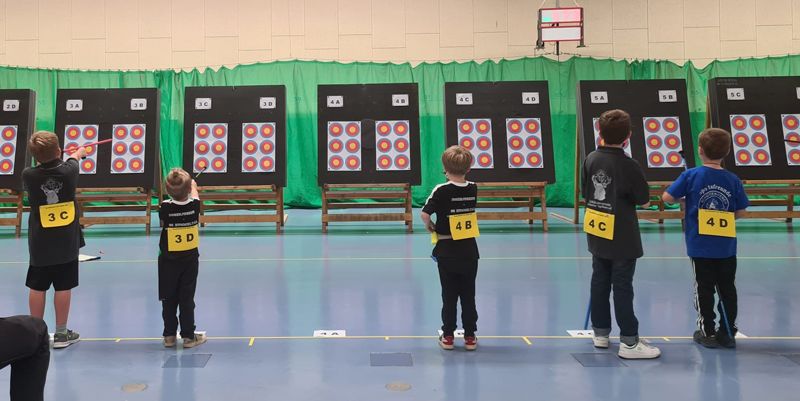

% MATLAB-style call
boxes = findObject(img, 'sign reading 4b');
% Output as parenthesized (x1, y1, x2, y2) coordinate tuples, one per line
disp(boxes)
(167, 225, 200, 252)
(449, 212, 479, 240)
(584, 208, 614, 240)
(698, 209, 736, 238)
(39, 201, 75, 228)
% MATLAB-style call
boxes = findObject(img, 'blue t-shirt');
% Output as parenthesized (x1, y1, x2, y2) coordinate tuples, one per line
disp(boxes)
(666, 166, 749, 258)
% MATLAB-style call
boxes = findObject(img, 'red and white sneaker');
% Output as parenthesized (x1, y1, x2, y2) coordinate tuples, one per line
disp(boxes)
(464, 336, 478, 351)
(439, 335, 455, 350)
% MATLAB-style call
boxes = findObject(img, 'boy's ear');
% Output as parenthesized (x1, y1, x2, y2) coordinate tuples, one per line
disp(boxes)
(697, 145, 704, 157)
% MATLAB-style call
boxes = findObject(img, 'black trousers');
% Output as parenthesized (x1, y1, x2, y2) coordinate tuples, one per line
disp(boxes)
(158, 256, 198, 339)
(590, 257, 639, 345)
(692, 257, 738, 337)
(0, 316, 50, 401)
(437, 257, 479, 337)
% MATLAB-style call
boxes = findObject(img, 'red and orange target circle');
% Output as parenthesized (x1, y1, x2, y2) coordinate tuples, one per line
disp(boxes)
(749, 116, 765, 130)
(395, 122, 409, 135)
(67, 126, 81, 140)
(213, 125, 227, 139)
(460, 137, 474, 150)
(649, 152, 664, 166)
(114, 143, 128, 155)
(786, 133, 800, 147)
(345, 123, 360, 137)
(85, 145, 96, 156)
(129, 158, 144, 172)
(83, 126, 97, 140)
(734, 133, 749, 147)
(754, 149, 770, 164)
(211, 141, 226, 155)
(195, 141, 210, 155)
(329, 156, 344, 170)
(260, 157, 274, 170)
(752, 133, 767, 147)
(114, 127, 128, 139)
(129, 141, 144, 155)
(260, 140, 274, 154)
(66, 142, 80, 154)
(243, 140, 257, 155)
(394, 155, 409, 169)
(647, 135, 662, 149)
(644, 118, 660, 133)
(1, 127, 16, 141)
(0, 159, 12, 173)
(476, 120, 490, 134)
(196, 125, 210, 139)
(667, 152, 682, 166)
(195, 158, 209, 171)
(1, 143, 14, 157)
(377, 122, 392, 136)
(211, 157, 226, 171)
(377, 138, 392, 153)
(784, 115, 800, 130)
(243, 157, 258, 171)
(112, 158, 126, 172)
(663, 118, 679, 133)
(507, 120, 522, 134)
(459, 120, 473, 134)
(509, 136, 523, 150)
(509, 152, 524, 167)
(526, 136, 541, 151)
(394, 138, 409, 152)
(244, 124, 258, 138)
(329, 123, 344, 137)
(329, 139, 344, 153)
(261, 124, 274, 138)
(736, 150, 752, 164)
(345, 139, 360, 153)
(731, 116, 747, 130)
(477, 136, 491, 151)
(477, 152, 492, 167)
(789, 149, 800, 163)
(81, 159, 95, 173)
(345, 156, 360, 170)
(527, 153, 542, 167)
(525, 120, 540, 134)
(664, 134, 681, 150)
(377, 155, 392, 169)
(131, 126, 145, 139)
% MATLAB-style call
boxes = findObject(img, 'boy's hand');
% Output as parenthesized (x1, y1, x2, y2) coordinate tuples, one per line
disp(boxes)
(69, 146, 87, 160)
(426, 221, 436, 233)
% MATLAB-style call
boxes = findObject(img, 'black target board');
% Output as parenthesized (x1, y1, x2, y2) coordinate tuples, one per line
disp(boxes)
(444, 81, 555, 183)
(183, 85, 286, 187)
(0, 90, 35, 191)
(708, 77, 800, 180)
(54, 88, 160, 190)
(317, 83, 421, 185)
(577, 79, 695, 181)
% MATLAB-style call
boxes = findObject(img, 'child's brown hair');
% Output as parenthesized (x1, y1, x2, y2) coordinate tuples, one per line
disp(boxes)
(442, 145, 473, 176)
(165, 168, 192, 201)
(698, 128, 732, 160)
(28, 131, 61, 164)
(598, 109, 631, 145)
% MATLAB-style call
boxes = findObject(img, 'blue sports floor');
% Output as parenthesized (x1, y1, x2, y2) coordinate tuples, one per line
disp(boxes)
(1, 208, 800, 400)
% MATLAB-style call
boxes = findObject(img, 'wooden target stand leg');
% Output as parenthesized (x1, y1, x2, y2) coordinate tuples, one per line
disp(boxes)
(476, 182, 548, 231)
(197, 185, 285, 233)
(77, 187, 155, 233)
(321, 183, 413, 233)
(0, 189, 23, 237)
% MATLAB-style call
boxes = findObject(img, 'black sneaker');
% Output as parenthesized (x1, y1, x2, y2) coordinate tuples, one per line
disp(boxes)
(693, 330, 719, 348)
(716, 330, 737, 349)
(53, 330, 80, 349)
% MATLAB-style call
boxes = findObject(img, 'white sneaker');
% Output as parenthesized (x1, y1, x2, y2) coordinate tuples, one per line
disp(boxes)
(593, 335, 609, 349)
(618, 341, 661, 359)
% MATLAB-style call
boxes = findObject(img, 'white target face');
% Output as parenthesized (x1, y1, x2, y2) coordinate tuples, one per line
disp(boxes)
(242, 122, 276, 173)
(0, 125, 18, 175)
(730, 114, 771, 166)
(592, 117, 631, 157)
(375, 120, 411, 171)
(780, 114, 800, 166)
(193, 123, 228, 173)
(64, 124, 99, 175)
(506, 118, 544, 169)
(110, 124, 146, 174)
(642, 117, 684, 168)
(457, 118, 493, 169)
(327, 121, 361, 171)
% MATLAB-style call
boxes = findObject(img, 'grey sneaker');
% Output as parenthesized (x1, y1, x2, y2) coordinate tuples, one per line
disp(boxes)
(53, 330, 80, 349)
(163, 336, 177, 348)
(618, 340, 661, 359)
(593, 335, 610, 349)
(182, 332, 207, 348)
(693, 330, 719, 348)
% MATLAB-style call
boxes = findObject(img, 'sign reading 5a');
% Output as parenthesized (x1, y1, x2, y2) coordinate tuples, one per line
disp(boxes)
(698, 209, 736, 238)
(167, 225, 200, 251)
(449, 212, 479, 240)
(584, 208, 615, 240)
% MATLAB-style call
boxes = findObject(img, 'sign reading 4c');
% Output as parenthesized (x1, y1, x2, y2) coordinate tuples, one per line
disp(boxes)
(583, 208, 614, 240)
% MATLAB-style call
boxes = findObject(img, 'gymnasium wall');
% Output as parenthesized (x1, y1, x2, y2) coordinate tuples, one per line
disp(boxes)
(3, 0, 800, 70)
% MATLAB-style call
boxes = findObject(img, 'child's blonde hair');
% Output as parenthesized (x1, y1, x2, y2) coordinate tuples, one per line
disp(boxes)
(442, 145, 473, 176)
(28, 131, 61, 163)
(165, 168, 192, 201)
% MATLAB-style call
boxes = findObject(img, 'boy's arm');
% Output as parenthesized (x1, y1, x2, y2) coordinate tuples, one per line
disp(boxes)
(67, 147, 87, 161)
(420, 212, 435, 233)
(420, 187, 439, 233)
(630, 161, 651, 207)
(190, 179, 199, 200)
(734, 179, 749, 219)
(663, 171, 688, 205)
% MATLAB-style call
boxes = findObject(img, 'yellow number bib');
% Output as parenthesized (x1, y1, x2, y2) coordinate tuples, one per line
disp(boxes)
(584, 208, 615, 240)
(449, 212, 479, 240)
(431, 232, 439, 244)
(39, 201, 75, 228)
(698, 209, 736, 238)
(167, 225, 199, 252)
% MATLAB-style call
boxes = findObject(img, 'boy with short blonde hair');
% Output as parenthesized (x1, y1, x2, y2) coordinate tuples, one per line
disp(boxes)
(421, 146, 480, 351)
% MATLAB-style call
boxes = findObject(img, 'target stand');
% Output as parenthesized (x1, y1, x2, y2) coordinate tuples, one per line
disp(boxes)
(55, 89, 161, 232)
(572, 80, 694, 224)
(317, 84, 420, 232)
(0, 90, 35, 236)
(184, 86, 286, 232)
(707, 78, 800, 222)
(445, 82, 555, 230)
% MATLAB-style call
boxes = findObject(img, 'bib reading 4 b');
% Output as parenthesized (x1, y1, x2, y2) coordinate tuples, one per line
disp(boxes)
(449, 212, 479, 240)
(167, 225, 199, 251)
(584, 208, 615, 240)
(39, 201, 75, 228)
(698, 209, 736, 238)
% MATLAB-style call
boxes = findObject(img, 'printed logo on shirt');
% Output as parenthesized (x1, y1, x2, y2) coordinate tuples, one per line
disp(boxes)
(698, 184, 731, 210)
(40, 178, 63, 204)
(591, 170, 612, 201)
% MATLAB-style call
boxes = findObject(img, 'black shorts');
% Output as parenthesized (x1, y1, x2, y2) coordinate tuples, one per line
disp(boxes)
(26, 259, 79, 291)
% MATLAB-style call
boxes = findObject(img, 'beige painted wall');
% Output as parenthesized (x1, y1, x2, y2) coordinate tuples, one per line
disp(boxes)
(2, 0, 800, 71)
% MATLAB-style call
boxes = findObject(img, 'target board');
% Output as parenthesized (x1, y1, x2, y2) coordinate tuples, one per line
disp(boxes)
(317, 83, 420, 185)
(183, 86, 286, 187)
(54, 88, 160, 189)
(444, 81, 555, 183)
(708, 77, 800, 180)
(0, 90, 35, 191)
(577, 79, 695, 181)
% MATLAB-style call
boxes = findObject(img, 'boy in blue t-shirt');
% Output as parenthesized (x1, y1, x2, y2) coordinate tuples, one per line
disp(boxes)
(662, 128, 749, 349)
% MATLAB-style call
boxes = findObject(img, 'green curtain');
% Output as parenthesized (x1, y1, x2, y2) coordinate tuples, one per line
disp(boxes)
(2, 55, 800, 208)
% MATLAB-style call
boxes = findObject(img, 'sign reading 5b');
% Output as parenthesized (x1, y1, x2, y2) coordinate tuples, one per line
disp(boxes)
(698, 209, 736, 238)
(39, 201, 76, 228)
(449, 212, 479, 240)
(167, 225, 200, 252)
(584, 208, 615, 240)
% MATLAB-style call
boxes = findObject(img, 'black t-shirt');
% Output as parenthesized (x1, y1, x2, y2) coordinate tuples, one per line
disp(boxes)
(0, 315, 47, 369)
(422, 181, 480, 259)
(22, 159, 81, 266)
(159, 198, 201, 260)
(581, 147, 650, 260)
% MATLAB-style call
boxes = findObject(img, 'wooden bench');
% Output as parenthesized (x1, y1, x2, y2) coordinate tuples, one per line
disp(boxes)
(0, 189, 23, 236)
(476, 182, 549, 231)
(197, 185, 285, 233)
(77, 187, 155, 233)
(739, 180, 800, 221)
(321, 183, 413, 233)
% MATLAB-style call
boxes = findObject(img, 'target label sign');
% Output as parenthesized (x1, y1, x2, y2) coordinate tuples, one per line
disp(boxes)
(64, 124, 99, 174)
(457, 118, 493, 169)
(0, 125, 17, 175)
(375, 120, 411, 171)
(3, 100, 19, 112)
(242, 122, 276, 173)
(730, 114, 771, 166)
(780, 114, 800, 166)
(592, 117, 631, 156)
(642, 116, 684, 168)
(110, 124, 146, 174)
(193, 123, 228, 173)
(327, 121, 361, 171)
(506, 118, 544, 169)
